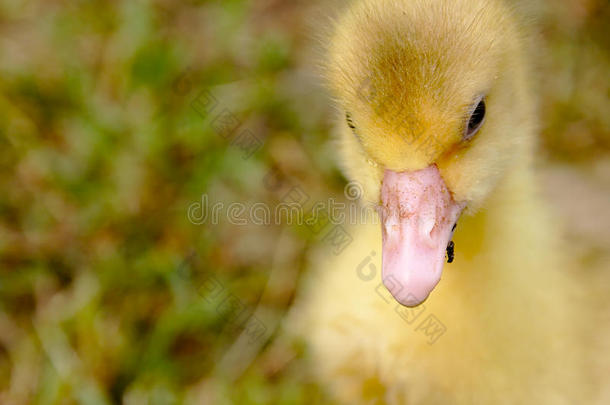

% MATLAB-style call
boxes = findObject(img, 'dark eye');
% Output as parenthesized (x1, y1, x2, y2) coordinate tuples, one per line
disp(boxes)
(346, 112, 356, 130)
(465, 98, 485, 140)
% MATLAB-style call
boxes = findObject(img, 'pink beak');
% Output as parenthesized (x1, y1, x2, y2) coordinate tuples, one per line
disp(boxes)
(379, 166, 464, 307)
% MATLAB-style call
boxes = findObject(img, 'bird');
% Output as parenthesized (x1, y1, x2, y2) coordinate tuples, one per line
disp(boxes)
(287, 0, 609, 403)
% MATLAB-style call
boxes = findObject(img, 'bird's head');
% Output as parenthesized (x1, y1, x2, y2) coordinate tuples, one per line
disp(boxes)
(325, 0, 536, 306)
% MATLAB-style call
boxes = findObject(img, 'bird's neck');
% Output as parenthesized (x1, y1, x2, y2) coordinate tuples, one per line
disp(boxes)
(455, 155, 550, 262)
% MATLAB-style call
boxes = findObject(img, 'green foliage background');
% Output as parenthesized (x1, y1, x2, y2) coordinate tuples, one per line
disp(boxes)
(0, 0, 608, 404)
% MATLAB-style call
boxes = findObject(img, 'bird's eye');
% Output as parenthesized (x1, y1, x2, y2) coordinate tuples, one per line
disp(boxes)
(346, 112, 356, 130)
(464, 98, 486, 140)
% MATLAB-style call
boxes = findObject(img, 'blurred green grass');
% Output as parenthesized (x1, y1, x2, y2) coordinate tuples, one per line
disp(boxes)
(0, 0, 608, 404)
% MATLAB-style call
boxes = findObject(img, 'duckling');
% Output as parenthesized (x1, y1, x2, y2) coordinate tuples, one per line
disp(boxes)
(288, 0, 609, 403)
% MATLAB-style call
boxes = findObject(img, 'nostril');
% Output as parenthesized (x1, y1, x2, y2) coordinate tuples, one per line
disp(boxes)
(419, 217, 435, 246)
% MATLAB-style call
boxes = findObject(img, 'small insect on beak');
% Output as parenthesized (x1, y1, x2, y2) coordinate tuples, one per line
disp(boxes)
(446, 241, 455, 264)
(446, 222, 457, 264)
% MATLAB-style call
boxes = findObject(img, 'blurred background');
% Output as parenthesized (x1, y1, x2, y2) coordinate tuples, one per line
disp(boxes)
(0, 0, 608, 404)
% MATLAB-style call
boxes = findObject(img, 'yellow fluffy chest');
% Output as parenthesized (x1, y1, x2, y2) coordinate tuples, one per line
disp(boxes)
(293, 206, 587, 404)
